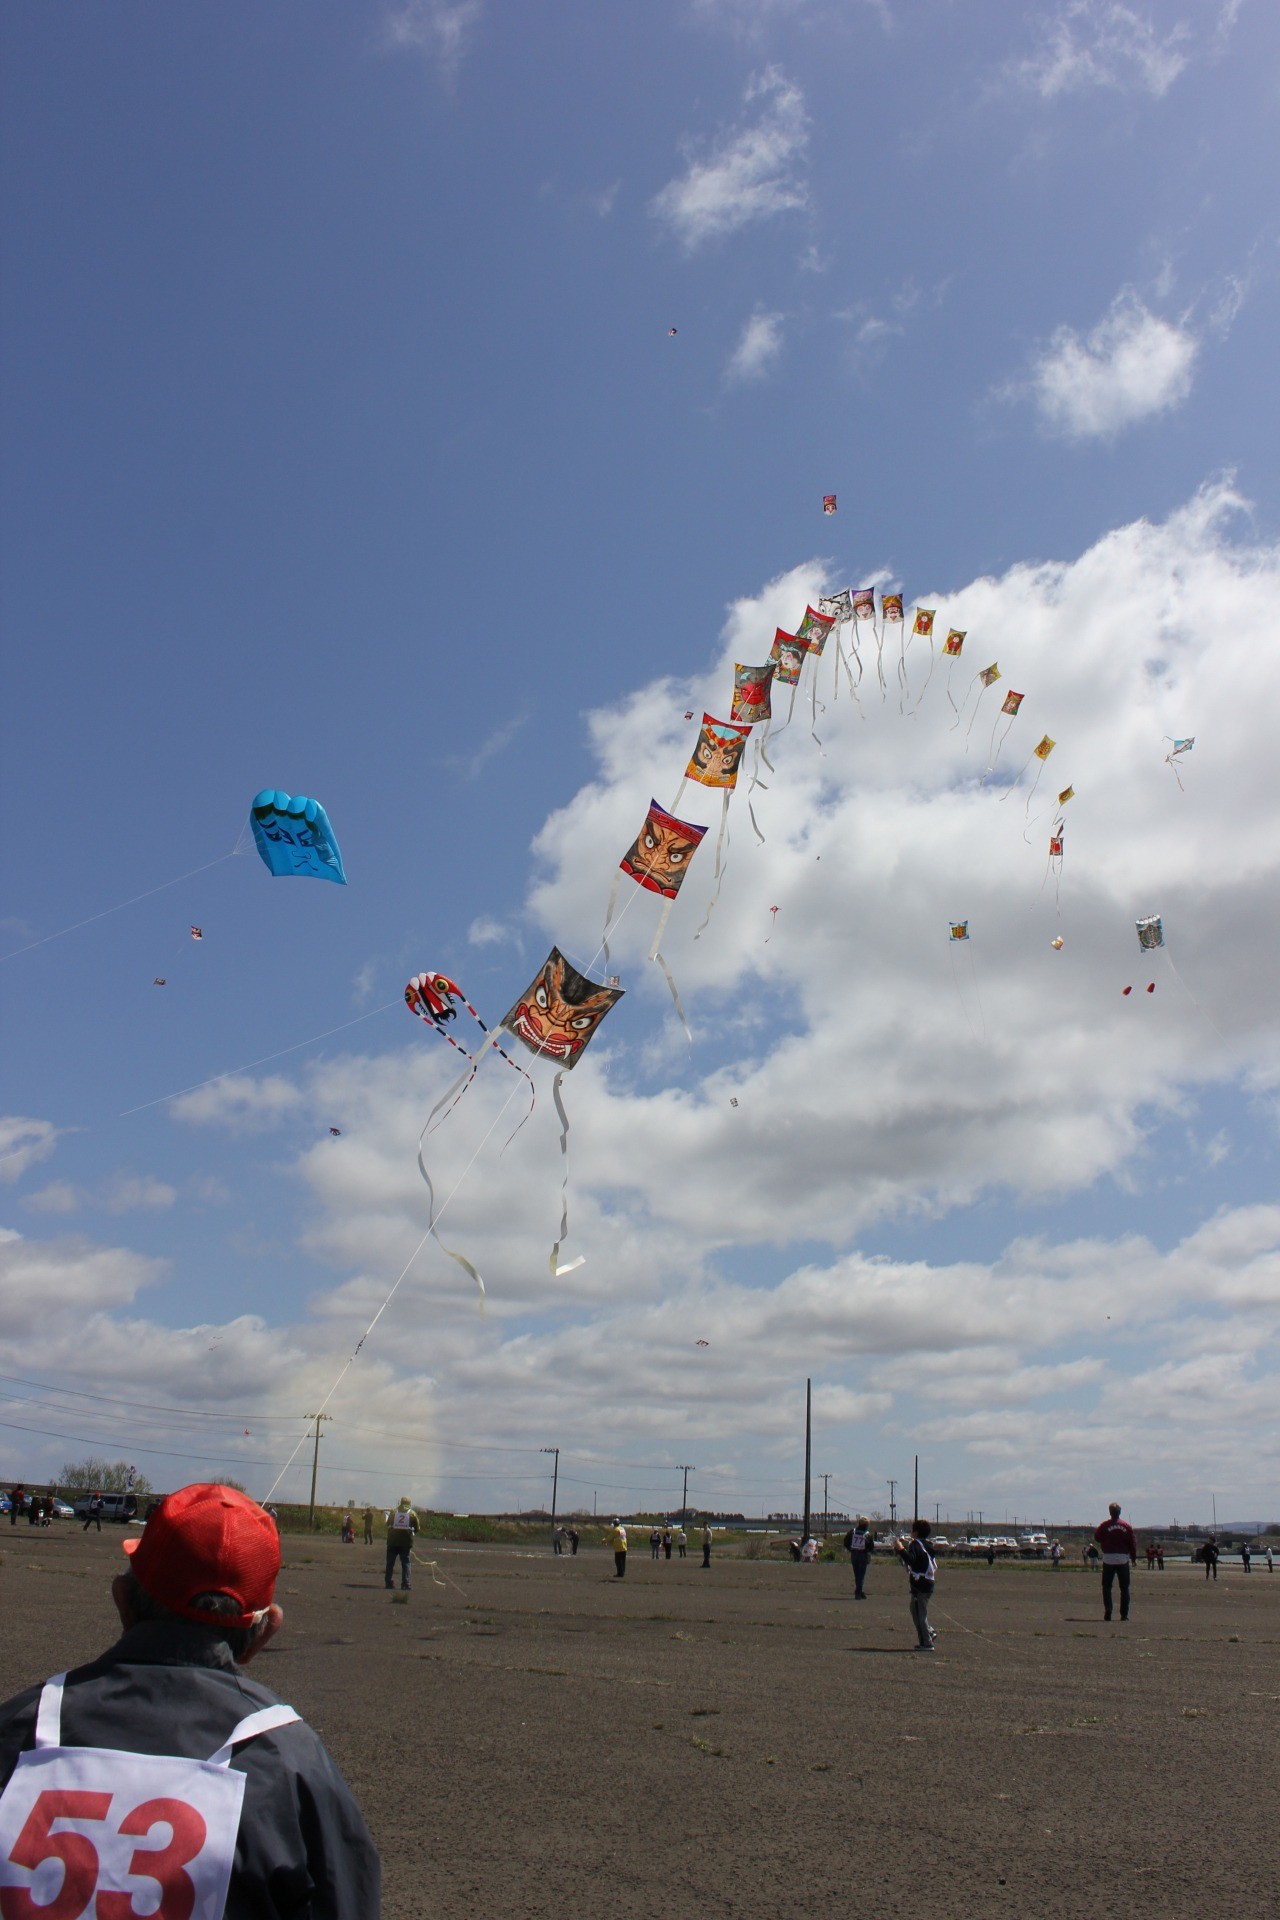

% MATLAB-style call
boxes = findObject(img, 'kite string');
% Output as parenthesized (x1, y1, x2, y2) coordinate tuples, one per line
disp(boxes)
(120, 1002, 402, 1116)
(0, 850, 245, 963)
(262, 1074, 526, 1504)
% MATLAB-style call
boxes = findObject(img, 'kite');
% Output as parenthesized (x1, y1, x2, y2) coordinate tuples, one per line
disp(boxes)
(933, 627, 966, 716)
(943, 630, 964, 655)
(1043, 824, 1065, 910)
(668, 327, 678, 336)
(190, 927, 203, 940)
(769, 627, 806, 688)
(765, 904, 779, 942)
(152, 977, 166, 986)
(669, 714, 753, 927)
(406, 971, 538, 1306)
(1003, 731, 1055, 814)
(850, 589, 885, 693)
(329, 1127, 342, 1136)
(502, 949, 624, 1275)
(882, 593, 904, 624)
(695, 1339, 710, 1347)
(731, 663, 774, 726)
(1057, 786, 1075, 808)
(729, 1096, 739, 1107)
(947, 920, 986, 1039)
(795, 604, 835, 657)
(1136, 916, 1164, 951)
(914, 609, 936, 638)
(948, 922, 969, 942)
(823, 495, 837, 513)
(601, 799, 707, 1039)
(982, 689, 1024, 781)
(1051, 936, 1064, 951)
(683, 709, 694, 721)
(250, 791, 347, 885)
(1164, 736, 1195, 791)
(1123, 984, 1156, 994)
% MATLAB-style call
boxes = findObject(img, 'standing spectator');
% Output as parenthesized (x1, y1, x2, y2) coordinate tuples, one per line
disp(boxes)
(340, 1511, 354, 1545)
(662, 1527, 672, 1560)
(1202, 1538, 1219, 1581)
(384, 1497, 418, 1592)
(1146, 1542, 1157, 1570)
(844, 1516, 874, 1600)
(0, 1482, 380, 1914)
(1266, 1545, 1273, 1573)
(26, 1493, 39, 1527)
(83, 1490, 104, 1534)
(1094, 1501, 1138, 1622)
(896, 1519, 938, 1651)
(701, 1522, 712, 1569)
(1049, 1540, 1063, 1571)
(986, 1542, 995, 1568)
(675, 1526, 687, 1559)
(650, 1527, 661, 1560)
(606, 1520, 627, 1578)
(552, 1526, 567, 1555)
(1155, 1542, 1165, 1570)
(362, 1507, 374, 1546)
(566, 1528, 580, 1555)
(1241, 1542, 1252, 1573)
(8, 1487, 22, 1528)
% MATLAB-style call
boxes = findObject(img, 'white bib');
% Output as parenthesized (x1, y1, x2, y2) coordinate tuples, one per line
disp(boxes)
(0, 1672, 299, 1920)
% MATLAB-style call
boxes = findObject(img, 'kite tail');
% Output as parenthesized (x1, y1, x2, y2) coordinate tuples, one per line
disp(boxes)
(874, 625, 886, 698)
(1166, 755, 1186, 793)
(959, 681, 985, 739)
(810, 666, 825, 753)
(896, 628, 910, 712)
(649, 903, 693, 1047)
(422, 1029, 481, 1135)
(999, 750, 1035, 804)
(944, 660, 959, 718)
(416, 1123, 486, 1311)
(695, 793, 734, 937)
(549, 1071, 585, 1276)
(472, 1024, 537, 1152)
(912, 638, 937, 718)
(601, 872, 622, 968)
(1022, 760, 1047, 815)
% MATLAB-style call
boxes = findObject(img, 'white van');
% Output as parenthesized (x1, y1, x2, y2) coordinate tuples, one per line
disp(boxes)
(72, 1492, 139, 1524)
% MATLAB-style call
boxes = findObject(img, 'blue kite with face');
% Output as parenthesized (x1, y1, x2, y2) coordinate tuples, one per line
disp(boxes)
(250, 791, 347, 883)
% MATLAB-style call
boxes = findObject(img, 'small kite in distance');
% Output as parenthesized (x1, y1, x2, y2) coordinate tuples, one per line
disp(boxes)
(329, 1127, 342, 1137)
(1051, 937, 1064, 950)
(190, 927, 203, 940)
(1164, 737, 1195, 791)
(668, 327, 678, 336)
(152, 977, 166, 986)
(695, 1339, 709, 1347)
(823, 495, 837, 514)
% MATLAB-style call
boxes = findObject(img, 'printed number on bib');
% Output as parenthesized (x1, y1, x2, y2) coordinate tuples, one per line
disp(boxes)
(1, 1787, 206, 1920)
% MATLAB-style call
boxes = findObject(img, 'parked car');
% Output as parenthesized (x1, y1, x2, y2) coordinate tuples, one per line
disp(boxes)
(931, 1536, 951, 1551)
(51, 1499, 75, 1519)
(72, 1492, 139, 1524)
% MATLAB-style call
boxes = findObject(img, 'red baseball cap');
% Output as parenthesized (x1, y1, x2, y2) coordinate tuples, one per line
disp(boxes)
(123, 1483, 281, 1628)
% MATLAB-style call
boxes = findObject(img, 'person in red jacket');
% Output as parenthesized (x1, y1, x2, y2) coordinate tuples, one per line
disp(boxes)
(1094, 1501, 1138, 1621)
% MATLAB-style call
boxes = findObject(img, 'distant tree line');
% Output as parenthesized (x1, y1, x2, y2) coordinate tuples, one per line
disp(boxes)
(57, 1457, 154, 1497)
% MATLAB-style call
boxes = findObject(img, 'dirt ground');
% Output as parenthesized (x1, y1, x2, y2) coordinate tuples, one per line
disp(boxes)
(1, 1527, 1276, 1918)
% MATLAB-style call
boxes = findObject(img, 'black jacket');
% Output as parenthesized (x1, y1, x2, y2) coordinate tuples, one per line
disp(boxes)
(0, 1621, 380, 1918)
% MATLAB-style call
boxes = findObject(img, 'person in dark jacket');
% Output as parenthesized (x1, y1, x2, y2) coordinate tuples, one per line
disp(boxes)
(1094, 1501, 1138, 1621)
(843, 1516, 874, 1598)
(896, 1518, 938, 1650)
(0, 1482, 380, 1918)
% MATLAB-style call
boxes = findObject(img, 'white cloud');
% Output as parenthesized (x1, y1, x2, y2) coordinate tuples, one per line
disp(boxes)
(467, 915, 517, 949)
(23, 1180, 81, 1215)
(650, 68, 809, 253)
(1009, 3, 1191, 99)
(446, 711, 528, 782)
(0, 1117, 59, 1185)
(352, 960, 377, 1006)
(725, 310, 785, 384)
(104, 1175, 177, 1214)
(171, 1075, 307, 1131)
(381, 0, 482, 80)
(1025, 290, 1198, 439)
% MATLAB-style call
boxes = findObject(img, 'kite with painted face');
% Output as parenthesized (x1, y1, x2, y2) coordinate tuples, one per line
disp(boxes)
(732, 662, 774, 725)
(769, 628, 806, 687)
(957, 662, 1001, 738)
(503, 948, 623, 1071)
(949, 922, 969, 942)
(795, 605, 835, 655)
(603, 801, 707, 1042)
(502, 949, 625, 1276)
(682, 715, 750, 790)
(818, 590, 852, 625)
(1136, 916, 1164, 951)
(822, 494, 837, 514)
(250, 791, 347, 884)
(983, 689, 1024, 781)
(818, 590, 861, 697)
(882, 593, 904, 624)
(914, 608, 935, 638)
(944, 629, 965, 656)
(619, 801, 707, 899)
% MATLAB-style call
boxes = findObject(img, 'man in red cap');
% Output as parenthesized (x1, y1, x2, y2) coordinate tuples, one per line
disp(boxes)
(0, 1482, 380, 1917)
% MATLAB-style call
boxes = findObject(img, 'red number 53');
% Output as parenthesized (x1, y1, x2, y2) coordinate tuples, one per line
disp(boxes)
(2, 1789, 207, 1920)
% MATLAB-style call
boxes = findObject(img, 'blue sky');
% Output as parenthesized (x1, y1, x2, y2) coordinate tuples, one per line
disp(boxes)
(2, 0, 1278, 1525)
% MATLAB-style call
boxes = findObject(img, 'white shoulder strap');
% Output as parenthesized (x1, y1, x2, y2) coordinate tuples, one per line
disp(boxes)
(34, 1674, 67, 1748)
(208, 1703, 301, 1768)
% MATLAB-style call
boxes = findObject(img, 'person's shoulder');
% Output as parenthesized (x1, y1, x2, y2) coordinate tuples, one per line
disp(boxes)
(0, 1677, 42, 1773)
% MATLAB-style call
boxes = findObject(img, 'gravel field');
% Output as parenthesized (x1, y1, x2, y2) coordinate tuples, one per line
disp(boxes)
(1, 1527, 1276, 1918)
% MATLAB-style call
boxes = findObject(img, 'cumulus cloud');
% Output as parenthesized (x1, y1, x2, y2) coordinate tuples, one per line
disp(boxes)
(22, 1181, 81, 1215)
(650, 68, 809, 252)
(725, 310, 785, 384)
(381, 0, 482, 80)
(104, 1175, 177, 1214)
(1009, 2, 1191, 99)
(148, 481, 1280, 1517)
(0, 1117, 59, 1185)
(1024, 290, 1198, 439)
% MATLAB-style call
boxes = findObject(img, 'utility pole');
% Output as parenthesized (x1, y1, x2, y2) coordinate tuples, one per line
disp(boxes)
(887, 1478, 897, 1527)
(678, 1465, 695, 1525)
(541, 1447, 560, 1548)
(802, 1380, 812, 1543)
(306, 1413, 331, 1531)
(820, 1473, 831, 1537)
(913, 1454, 919, 1525)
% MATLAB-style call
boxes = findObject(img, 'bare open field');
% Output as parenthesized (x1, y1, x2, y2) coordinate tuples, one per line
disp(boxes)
(1, 1527, 1276, 1918)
